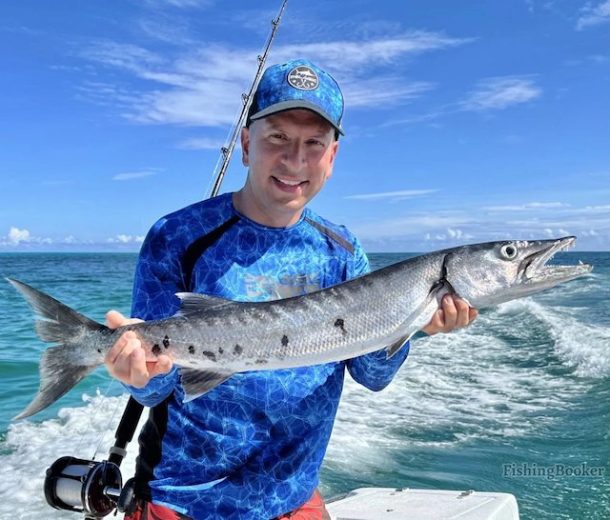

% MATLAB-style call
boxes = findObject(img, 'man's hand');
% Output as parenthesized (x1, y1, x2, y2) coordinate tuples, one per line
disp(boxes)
(104, 310, 173, 388)
(422, 294, 478, 336)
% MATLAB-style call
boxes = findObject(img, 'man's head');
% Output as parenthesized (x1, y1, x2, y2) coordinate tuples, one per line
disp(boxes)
(246, 58, 344, 139)
(236, 59, 344, 228)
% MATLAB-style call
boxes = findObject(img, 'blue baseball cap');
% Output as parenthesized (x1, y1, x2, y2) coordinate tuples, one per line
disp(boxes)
(247, 58, 345, 135)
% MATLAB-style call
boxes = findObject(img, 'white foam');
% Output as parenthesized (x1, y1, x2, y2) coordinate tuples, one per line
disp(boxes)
(496, 298, 610, 378)
(326, 299, 607, 474)
(0, 393, 142, 520)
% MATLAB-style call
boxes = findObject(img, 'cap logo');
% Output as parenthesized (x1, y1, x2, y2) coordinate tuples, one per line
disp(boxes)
(287, 66, 319, 91)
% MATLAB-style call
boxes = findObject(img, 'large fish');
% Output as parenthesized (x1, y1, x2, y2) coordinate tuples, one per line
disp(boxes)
(8, 236, 592, 419)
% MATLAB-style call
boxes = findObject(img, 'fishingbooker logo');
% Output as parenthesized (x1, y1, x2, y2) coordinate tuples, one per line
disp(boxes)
(502, 462, 606, 480)
(287, 66, 319, 90)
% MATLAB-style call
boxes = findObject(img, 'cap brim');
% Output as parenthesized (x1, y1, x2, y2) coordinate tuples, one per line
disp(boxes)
(249, 100, 344, 135)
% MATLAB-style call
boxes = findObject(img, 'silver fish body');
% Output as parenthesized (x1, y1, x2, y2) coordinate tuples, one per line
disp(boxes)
(8, 236, 592, 419)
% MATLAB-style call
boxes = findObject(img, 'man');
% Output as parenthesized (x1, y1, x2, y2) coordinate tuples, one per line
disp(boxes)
(105, 58, 477, 520)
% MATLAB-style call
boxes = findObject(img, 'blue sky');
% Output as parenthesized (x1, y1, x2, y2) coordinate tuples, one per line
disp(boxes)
(1, 0, 609, 252)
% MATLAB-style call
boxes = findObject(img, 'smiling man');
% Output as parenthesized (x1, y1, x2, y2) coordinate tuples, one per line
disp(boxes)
(105, 58, 476, 520)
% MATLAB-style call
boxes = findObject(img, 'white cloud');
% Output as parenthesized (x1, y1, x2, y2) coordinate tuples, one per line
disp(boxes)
(344, 79, 434, 108)
(8, 227, 31, 245)
(79, 31, 472, 127)
(577, 0, 610, 30)
(447, 228, 474, 240)
(112, 171, 159, 181)
(384, 76, 542, 127)
(345, 189, 437, 201)
(352, 212, 474, 240)
(143, 0, 213, 8)
(582, 229, 599, 237)
(273, 33, 472, 72)
(107, 234, 145, 244)
(1, 227, 56, 247)
(82, 41, 164, 74)
(578, 204, 610, 214)
(460, 76, 542, 112)
(484, 202, 570, 211)
(424, 227, 474, 242)
(543, 227, 573, 238)
(348, 197, 610, 252)
(176, 137, 227, 150)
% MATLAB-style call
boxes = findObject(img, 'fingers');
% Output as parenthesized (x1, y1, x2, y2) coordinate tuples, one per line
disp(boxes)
(105, 310, 144, 329)
(105, 331, 149, 387)
(104, 328, 174, 387)
(453, 296, 471, 328)
(148, 355, 173, 378)
(105, 310, 126, 329)
(468, 307, 479, 322)
(442, 295, 473, 329)
(422, 295, 478, 336)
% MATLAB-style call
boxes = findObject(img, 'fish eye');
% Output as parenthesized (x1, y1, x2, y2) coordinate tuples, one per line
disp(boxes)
(500, 244, 518, 260)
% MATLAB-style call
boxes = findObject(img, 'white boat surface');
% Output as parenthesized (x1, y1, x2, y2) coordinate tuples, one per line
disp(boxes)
(326, 487, 519, 520)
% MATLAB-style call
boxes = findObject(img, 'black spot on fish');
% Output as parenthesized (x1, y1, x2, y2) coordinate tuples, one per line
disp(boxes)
(334, 318, 347, 335)
(97, 348, 102, 354)
(234, 344, 243, 355)
(202, 351, 217, 362)
(281, 335, 289, 347)
(255, 359, 268, 365)
(152, 344, 162, 355)
(218, 347, 224, 355)
(188, 345, 195, 355)
(163, 335, 170, 349)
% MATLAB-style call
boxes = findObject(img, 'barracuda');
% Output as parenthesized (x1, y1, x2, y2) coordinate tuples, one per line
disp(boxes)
(8, 236, 592, 419)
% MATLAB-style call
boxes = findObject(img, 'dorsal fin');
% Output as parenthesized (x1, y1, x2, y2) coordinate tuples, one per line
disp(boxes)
(175, 292, 234, 314)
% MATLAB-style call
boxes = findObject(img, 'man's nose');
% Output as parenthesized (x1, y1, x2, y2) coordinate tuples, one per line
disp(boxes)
(282, 140, 307, 171)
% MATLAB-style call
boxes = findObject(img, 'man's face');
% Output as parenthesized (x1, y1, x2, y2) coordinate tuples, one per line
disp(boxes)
(240, 109, 339, 226)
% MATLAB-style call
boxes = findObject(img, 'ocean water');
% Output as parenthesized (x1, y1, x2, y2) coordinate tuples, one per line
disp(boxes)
(0, 252, 608, 520)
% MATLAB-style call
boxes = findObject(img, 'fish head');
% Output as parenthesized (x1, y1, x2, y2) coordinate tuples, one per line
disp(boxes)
(444, 236, 592, 308)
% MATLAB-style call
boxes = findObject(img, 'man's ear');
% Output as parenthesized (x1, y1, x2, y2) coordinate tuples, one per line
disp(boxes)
(325, 140, 339, 181)
(241, 127, 250, 166)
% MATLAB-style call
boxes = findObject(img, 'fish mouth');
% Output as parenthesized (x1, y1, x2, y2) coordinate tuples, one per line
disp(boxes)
(521, 236, 592, 284)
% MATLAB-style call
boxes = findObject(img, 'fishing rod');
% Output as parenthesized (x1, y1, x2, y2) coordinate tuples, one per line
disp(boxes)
(209, 0, 289, 198)
(43, 2, 289, 518)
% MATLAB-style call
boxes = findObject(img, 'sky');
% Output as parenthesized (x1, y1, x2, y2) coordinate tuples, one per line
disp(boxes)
(0, 0, 609, 252)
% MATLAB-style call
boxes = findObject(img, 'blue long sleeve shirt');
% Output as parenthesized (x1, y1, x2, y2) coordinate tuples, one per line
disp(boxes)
(126, 193, 409, 519)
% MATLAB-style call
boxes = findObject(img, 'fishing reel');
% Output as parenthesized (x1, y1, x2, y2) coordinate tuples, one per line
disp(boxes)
(43, 397, 144, 518)
(44, 456, 137, 518)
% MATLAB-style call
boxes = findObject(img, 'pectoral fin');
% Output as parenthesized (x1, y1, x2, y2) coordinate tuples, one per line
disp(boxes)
(385, 280, 449, 359)
(180, 368, 234, 402)
(386, 333, 413, 358)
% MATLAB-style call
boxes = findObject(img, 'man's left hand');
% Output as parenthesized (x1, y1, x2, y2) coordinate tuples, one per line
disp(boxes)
(422, 294, 478, 335)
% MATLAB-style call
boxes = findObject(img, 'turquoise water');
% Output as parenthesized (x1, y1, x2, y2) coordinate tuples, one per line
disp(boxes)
(0, 252, 608, 519)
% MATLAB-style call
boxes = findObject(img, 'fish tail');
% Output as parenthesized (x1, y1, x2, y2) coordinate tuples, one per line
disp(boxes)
(7, 278, 107, 419)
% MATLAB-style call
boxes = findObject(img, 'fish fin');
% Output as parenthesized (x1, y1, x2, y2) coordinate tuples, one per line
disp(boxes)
(14, 346, 96, 419)
(7, 278, 104, 342)
(180, 368, 233, 402)
(7, 278, 105, 419)
(386, 333, 414, 358)
(175, 292, 234, 315)
(384, 280, 449, 359)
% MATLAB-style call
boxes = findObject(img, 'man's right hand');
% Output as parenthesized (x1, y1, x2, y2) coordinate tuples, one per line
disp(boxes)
(104, 310, 173, 388)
